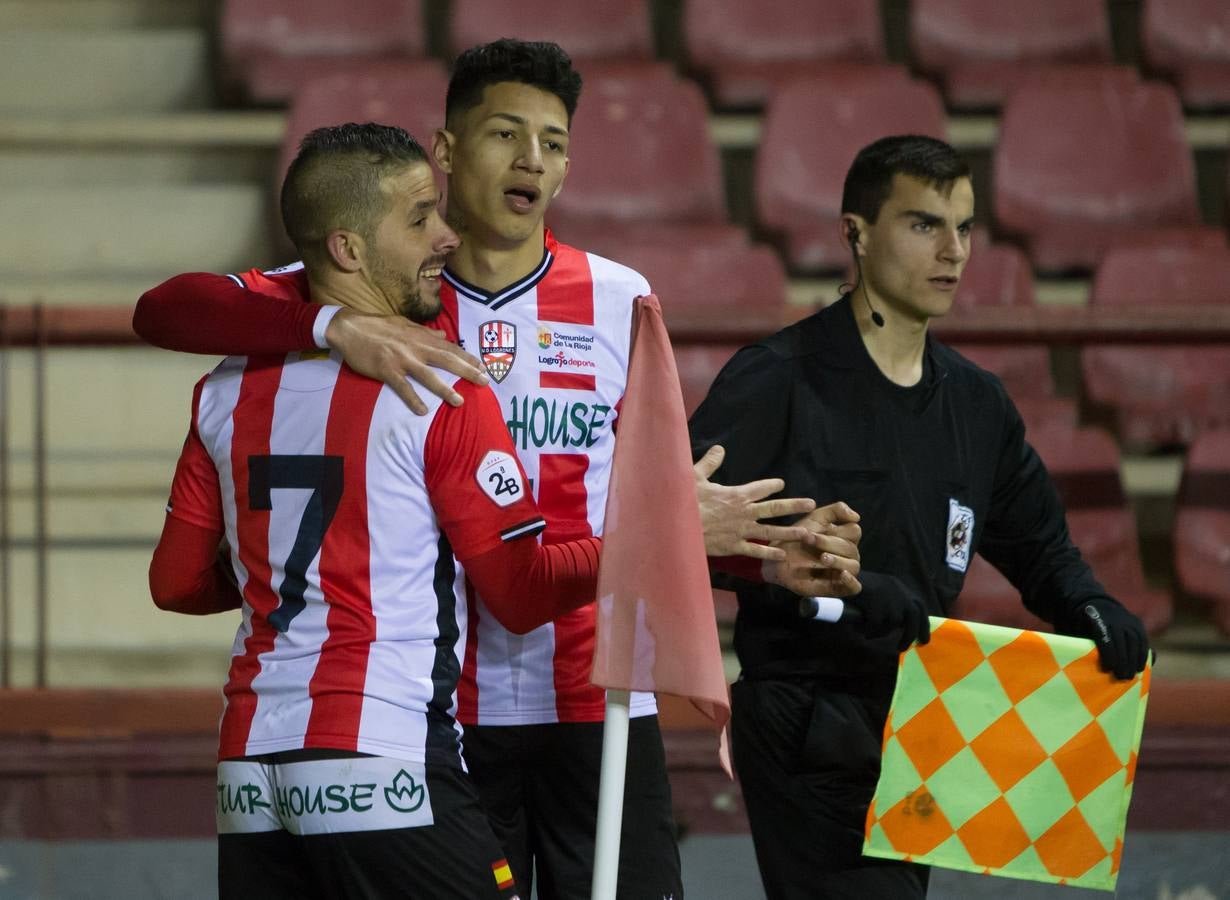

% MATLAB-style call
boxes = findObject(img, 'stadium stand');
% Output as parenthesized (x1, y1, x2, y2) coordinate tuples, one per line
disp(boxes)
(1141, 0, 1230, 110)
(910, 0, 1114, 109)
(1174, 429, 1230, 636)
(993, 72, 1221, 272)
(447, 0, 654, 63)
(754, 73, 947, 273)
(220, 0, 426, 104)
(946, 239, 1053, 398)
(545, 67, 750, 256)
(681, 0, 887, 109)
(953, 423, 1173, 635)
(1082, 243, 1230, 446)
(675, 343, 742, 418)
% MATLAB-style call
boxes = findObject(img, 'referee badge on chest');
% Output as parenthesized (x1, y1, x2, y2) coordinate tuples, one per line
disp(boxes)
(479, 320, 517, 383)
(945, 499, 974, 572)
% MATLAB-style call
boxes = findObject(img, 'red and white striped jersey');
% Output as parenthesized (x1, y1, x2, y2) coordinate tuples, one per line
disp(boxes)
(167, 285, 546, 763)
(439, 230, 657, 725)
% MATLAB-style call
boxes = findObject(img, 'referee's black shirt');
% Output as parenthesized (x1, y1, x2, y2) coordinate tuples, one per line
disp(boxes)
(689, 295, 1113, 683)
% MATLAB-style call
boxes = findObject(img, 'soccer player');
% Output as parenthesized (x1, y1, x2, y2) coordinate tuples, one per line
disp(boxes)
(688, 135, 1151, 900)
(135, 41, 861, 898)
(149, 122, 628, 898)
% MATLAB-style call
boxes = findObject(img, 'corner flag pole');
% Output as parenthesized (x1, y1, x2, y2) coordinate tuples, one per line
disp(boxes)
(590, 688, 631, 900)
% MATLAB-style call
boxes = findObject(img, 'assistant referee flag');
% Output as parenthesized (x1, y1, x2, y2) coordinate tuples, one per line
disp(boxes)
(590, 295, 730, 731)
(864, 617, 1151, 892)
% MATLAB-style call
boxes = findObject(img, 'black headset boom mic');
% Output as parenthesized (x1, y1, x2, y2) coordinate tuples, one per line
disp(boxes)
(847, 224, 884, 327)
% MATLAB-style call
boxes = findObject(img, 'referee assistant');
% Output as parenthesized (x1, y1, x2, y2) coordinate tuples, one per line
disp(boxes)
(688, 135, 1150, 900)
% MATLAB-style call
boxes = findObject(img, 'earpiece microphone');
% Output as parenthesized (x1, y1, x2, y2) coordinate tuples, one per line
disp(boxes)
(847, 224, 884, 328)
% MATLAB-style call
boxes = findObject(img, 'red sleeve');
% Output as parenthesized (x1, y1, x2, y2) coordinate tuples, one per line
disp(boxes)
(165, 379, 224, 533)
(150, 379, 241, 614)
(424, 379, 547, 559)
(464, 536, 603, 634)
(133, 270, 320, 355)
(150, 515, 243, 615)
(423, 379, 602, 632)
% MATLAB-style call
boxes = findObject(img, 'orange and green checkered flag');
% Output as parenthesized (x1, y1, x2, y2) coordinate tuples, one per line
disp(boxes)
(863, 616, 1151, 892)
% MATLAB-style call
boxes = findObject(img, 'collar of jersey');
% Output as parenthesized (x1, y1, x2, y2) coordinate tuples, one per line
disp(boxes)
(820, 294, 948, 386)
(442, 243, 554, 311)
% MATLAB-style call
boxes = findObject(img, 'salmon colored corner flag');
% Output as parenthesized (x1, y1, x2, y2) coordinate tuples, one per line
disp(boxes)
(591, 295, 731, 733)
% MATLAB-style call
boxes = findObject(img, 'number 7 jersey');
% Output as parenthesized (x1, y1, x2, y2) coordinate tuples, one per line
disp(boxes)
(439, 230, 657, 725)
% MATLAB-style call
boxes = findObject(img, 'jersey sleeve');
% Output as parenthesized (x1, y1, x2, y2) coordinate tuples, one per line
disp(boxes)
(978, 393, 1116, 627)
(165, 378, 224, 533)
(133, 269, 322, 355)
(423, 379, 547, 560)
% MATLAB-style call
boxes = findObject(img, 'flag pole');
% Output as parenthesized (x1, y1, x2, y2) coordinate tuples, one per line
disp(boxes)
(590, 687, 631, 900)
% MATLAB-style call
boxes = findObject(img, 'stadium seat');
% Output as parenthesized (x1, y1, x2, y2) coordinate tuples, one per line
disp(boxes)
(755, 74, 947, 273)
(447, 0, 653, 62)
(1082, 244, 1230, 446)
(1174, 429, 1230, 635)
(994, 75, 1217, 272)
(675, 343, 742, 417)
(946, 240, 1053, 398)
(613, 243, 788, 340)
(952, 423, 1172, 634)
(910, 0, 1113, 108)
(682, 0, 888, 108)
(276, 62, 450, 189)
(221, 0, 426, 104)
(547, 69, 747, 248)
(1142, 0, 1230, 109)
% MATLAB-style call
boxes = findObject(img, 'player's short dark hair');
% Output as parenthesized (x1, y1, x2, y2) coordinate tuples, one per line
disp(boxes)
(280, 122, 428, 263)
(841, 135, 971, 223)
(446, 38, 583, 127)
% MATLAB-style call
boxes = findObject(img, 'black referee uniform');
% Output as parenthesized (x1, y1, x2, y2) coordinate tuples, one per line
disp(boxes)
(689, 295, 1125, 900)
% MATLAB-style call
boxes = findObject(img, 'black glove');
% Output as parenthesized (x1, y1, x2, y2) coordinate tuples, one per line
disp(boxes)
(1070, 598, 1149, 680)
(850, 573, 931, 652)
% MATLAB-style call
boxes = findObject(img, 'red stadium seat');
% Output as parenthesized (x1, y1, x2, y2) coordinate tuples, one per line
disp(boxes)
(1142, 0, 1230, 109)
(755, 74, 947, 273)
(221, 0, 426, 104)
(910, 0, 1113, 108)
(994, 75, 1217, 272)
(952, 423, 1172, 634)
(1174, 429, 1230, 635)
(1082, 244, 1230, 446)
(1014, 396, 1080, 433)
(613, 242, 788, 340)
(675, 343, 742, 418)
(683, 0, 888, 108)
(447, 0, 653, 62)
(276, 62, 450, 189)
(946, 240, 1053, 398)
(547, 69, 747, 249)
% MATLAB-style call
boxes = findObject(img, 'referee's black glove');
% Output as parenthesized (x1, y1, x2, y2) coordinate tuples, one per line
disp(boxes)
(1070, 598, 1149, 680)
(852, 573, 931, 652)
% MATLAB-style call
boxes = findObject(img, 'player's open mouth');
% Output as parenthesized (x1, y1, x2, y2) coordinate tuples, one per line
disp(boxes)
(929, 276, 959, 290)
(419, 261, 445, 280)
(504, 186, 541, 213)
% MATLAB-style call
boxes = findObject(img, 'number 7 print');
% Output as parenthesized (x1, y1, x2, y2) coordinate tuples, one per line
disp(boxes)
(248, 455, 345, 633)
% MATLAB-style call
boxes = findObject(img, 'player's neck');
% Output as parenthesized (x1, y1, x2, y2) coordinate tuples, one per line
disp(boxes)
(446, 223, 547, 293)
(854, 290, 929, 387)
(306, 272, 398, 319)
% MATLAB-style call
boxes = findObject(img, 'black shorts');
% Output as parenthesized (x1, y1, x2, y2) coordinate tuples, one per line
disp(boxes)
(218, 752, 521, 900)
(731, 676, 930, 900)
(462, 716, 683, 900)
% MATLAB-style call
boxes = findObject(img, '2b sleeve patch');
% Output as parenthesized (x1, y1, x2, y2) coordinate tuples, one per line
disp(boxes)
(476, 450, 524, 508)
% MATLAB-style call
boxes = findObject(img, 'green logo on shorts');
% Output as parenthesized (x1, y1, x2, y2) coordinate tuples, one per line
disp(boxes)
(383, 770, 425, 813)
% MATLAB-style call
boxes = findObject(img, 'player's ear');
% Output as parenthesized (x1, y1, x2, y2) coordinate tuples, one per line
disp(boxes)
(432, 128, 455, 175)
(325, 229, 364, 273)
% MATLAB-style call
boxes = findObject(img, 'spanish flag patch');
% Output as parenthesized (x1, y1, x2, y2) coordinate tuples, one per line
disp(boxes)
(492, 859, 514, 890)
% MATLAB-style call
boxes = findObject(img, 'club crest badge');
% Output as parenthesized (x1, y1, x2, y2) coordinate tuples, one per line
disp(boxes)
(479, 320, 517, 383)
(945, 498, 974, 573)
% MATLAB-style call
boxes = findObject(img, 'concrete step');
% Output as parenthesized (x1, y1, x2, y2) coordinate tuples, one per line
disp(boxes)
(0, 0, 213, 28)
(0, 146, 275, 186)
(0, 184, 274, 277)
(0, 30, 213, 113)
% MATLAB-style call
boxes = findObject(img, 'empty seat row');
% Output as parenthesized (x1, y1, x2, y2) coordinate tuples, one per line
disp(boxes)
(222, 0, 1230, 109)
